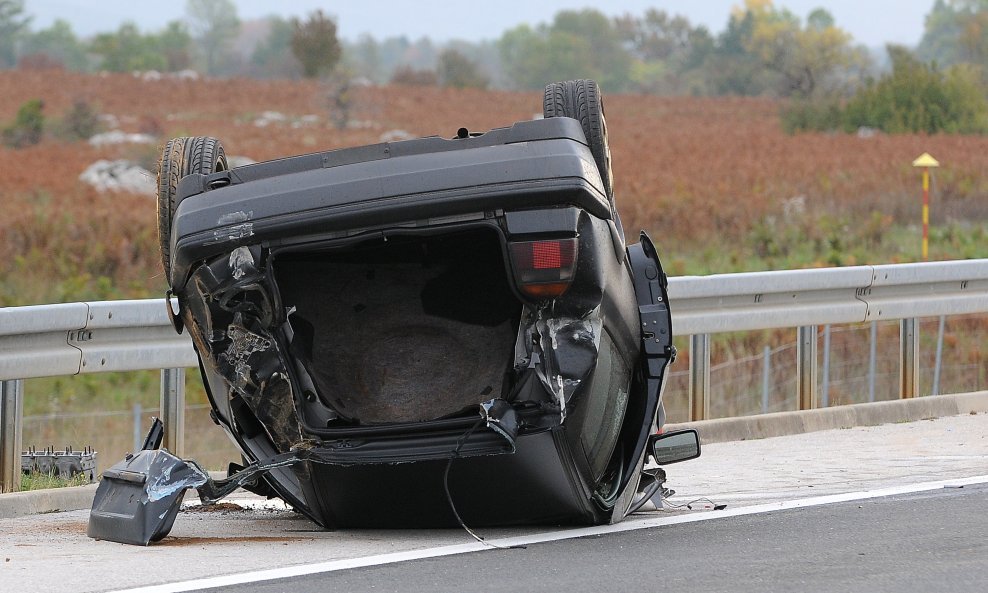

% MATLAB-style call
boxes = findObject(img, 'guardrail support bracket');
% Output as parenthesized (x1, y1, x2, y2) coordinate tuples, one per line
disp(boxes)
(900, 318, 919, 399)
(689, 334, 710, 421)
(160, 369, 185, 457)
(797, 326, 818, 410)
(1, 380, 24, 493)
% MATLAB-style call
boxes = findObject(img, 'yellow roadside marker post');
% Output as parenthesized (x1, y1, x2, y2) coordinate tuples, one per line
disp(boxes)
(911, 152, 940, 261)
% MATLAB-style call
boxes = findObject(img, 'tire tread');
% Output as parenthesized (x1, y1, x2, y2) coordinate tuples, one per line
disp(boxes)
(156, 136, 228, 282)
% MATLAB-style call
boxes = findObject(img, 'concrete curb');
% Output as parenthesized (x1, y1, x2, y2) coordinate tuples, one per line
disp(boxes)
(3, 392, 987, 519)
(666, 391, 988, 444)
(0, 471, 227, 520)
(0, 484, 97, 520)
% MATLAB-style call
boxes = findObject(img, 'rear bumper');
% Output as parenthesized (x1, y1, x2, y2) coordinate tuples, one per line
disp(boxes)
(302, 426, 599, 528)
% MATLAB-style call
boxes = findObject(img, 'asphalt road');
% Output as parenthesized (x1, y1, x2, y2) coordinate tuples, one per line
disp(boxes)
(212, 484, 988, 593)
(4, 413, 986, 593)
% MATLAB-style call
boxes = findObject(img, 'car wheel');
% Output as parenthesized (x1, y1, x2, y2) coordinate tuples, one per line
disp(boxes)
(156, 136, 228, 282)
(543, 79, 613, 204)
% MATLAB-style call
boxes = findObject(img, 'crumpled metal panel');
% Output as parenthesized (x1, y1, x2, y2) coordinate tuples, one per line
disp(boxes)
(521, 305, 603, 421)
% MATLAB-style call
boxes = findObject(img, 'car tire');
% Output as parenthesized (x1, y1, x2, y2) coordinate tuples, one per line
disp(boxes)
(543, 79, 613, 203)
(156, 136, 228, 282)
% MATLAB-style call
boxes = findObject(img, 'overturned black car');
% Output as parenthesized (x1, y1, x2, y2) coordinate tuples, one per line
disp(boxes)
(88, 80, 699, 545)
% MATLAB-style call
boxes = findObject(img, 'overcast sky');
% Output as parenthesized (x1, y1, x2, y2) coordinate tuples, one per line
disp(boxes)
(25, 0, 932, 48)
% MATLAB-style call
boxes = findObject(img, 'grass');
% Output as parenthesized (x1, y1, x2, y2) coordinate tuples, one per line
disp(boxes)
(19, 471, 93, 491)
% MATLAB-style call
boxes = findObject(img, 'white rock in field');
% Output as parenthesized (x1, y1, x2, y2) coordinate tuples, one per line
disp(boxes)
(379, 129, 414, 142)
(783, 195, 806, 221)
(79, 160, 155, 195)
(291, 114, 321, 128)
(253, 111, 288, 127)
(134, 70, 162, 81)
(88, 130, 157, 146)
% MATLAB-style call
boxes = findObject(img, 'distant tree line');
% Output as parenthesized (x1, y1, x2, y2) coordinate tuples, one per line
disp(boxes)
(1, 0, 986, 134)
(0, 0, 343, 79)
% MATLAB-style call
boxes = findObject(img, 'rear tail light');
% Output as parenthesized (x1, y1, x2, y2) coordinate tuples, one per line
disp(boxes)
(508, 238, 578, 299)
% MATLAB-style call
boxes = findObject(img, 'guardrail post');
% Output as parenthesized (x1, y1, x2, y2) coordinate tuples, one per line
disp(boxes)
(797, 326, 817, 410)
(900, 318, 918, 399)
(160, 368, 185, 456)
(821, 324, 831, 408)
(761, 345, 771, 414)
(1, 380, 24, 493)
(932, 315, 945, 396)
(868, 321, 877, 403)
(689, 334, 710, 421)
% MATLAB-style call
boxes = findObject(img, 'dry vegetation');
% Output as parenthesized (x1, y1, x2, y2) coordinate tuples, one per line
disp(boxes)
(2, 70, 988, 306)
(3, 71, 985, 461)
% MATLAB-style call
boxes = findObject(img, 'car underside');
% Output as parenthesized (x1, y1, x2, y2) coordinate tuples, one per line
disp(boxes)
(88, 80, 695, 546)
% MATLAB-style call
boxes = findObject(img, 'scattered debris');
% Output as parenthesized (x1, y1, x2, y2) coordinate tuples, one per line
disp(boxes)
(183, 502, 246, 513)
(21, 446, 97, 483)
(79, 160, 155, 195)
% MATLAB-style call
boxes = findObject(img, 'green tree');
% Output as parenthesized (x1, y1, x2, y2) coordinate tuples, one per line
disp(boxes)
(0, 0, 30, 68)
(2, 98, 44, 148)
(345, 34, 383, 82)
(57, 99, 101, 140)
(290, 9, 341, 78)
(437, 48, 488, 89)
(842, 45, 988, 133)
(614, 9, 714, 94)
(185, 0, 240, 75)
(742, 0, 859, 97)
(498, 9, 632, 91)
(918, 0, 988, 74)
(156, 21, 193, 71)
(616, 9, 699, 61)
(89, 21, 190, 72)
(90, 23, 168, 71)
(19, 19, 89, 70)
(705, 9, 773, 96)
(250, 16, 298, 78)
(785, 45, 988, 134)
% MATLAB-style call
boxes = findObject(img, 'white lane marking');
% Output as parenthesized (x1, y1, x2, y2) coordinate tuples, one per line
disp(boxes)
(109, 474, 988, 593)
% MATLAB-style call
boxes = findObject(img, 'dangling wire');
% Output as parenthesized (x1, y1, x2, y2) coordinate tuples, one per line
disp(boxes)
(661, 497, 725, 511)
(443, 418, 526, 550)
(625, 479, 664, 516)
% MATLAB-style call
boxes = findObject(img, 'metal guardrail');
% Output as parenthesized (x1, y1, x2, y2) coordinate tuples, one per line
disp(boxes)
(2, 259, 987, 492)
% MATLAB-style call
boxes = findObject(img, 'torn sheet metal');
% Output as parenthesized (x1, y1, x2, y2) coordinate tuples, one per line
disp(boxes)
(182, 251, 303, 453)
(530, 305, 603, 421)
(479, 398, 519, 451)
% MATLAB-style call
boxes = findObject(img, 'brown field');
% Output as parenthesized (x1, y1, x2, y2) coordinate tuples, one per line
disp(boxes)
(3, 70, 986, 466)
(2, 70, 988, 307)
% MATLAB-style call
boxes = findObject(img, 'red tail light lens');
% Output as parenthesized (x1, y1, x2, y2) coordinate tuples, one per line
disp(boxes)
(509, 238, 578, 299)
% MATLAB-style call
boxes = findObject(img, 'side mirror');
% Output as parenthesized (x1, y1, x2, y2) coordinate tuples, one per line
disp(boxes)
(648, 429, 700, 465)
